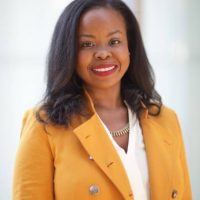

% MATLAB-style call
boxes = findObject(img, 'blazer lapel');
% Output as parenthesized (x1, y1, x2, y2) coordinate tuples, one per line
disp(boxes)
(73, 113, 133, 200)
(140, 112, 174, 200)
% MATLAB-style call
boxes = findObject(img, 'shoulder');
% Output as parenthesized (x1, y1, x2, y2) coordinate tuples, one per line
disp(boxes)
(15, 108, 56, 165)
(159, 105, 178, 121)
(145, 104, 182, 136)
(159, 105, 182, 135)
(160, 105, 180, 127)
(20, 108, 46, 139)
(20, 108, 77, 143)
(19, 107, 60, 148)
(149, 104, 179, 123)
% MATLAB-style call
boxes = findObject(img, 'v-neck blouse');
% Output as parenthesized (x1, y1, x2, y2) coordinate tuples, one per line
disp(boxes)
(98, 106, 150, 200)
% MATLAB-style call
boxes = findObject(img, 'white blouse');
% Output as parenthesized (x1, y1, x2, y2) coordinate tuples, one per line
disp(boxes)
(98, 106, 150, 200)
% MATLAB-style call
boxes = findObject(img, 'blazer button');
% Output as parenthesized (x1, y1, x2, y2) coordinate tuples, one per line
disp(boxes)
(172, 190, 178, 198)
(89, 155, 94, 160)
(89, 185, 100, 195)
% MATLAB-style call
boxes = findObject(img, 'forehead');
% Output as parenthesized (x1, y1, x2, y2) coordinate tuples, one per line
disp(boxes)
(78, 7, 127, 34)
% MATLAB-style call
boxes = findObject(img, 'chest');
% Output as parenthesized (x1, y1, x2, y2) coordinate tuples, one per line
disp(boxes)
(48, 113, 186, 200)
(113, 134, 129, 152)
(53, 134, 126, 200)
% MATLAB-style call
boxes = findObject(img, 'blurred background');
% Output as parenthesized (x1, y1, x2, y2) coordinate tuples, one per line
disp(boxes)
(0, 0, 199, 199)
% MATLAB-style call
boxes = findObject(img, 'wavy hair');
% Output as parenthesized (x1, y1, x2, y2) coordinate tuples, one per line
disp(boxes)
(37, 0, 162, 126)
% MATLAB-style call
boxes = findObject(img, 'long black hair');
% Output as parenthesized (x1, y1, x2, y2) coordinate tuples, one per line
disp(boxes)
(37, 0, 162, 126)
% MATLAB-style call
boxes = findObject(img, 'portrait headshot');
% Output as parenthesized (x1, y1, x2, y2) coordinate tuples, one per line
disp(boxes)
(0, 0, 199, 199)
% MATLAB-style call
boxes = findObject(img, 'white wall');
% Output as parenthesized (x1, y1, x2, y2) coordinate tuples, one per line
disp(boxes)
(0, 1, 73, 199)
(0, 0, 199, 199)
(141, 0, 200, 199)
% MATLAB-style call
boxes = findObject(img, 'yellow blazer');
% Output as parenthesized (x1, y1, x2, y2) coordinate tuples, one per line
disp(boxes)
(13, 95, 192, 200)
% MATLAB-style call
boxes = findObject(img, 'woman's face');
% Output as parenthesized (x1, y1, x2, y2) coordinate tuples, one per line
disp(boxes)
(77, 7, 130, 91)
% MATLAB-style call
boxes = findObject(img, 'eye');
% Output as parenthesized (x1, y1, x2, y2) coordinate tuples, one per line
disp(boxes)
(80, 41, 95, 48)
(109, 39, 121, 46)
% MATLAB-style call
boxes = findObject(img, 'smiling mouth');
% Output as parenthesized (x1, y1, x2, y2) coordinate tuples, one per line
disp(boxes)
(93, 66, 115, 72)
(91, 64, 118, 76)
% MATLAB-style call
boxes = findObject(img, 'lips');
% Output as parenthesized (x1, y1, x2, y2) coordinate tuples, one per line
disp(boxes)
(90, 64, 118, 76)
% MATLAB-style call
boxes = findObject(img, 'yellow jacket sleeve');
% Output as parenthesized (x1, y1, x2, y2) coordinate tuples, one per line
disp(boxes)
(175, 114, 192, 200)
(13, 110, 54, 200)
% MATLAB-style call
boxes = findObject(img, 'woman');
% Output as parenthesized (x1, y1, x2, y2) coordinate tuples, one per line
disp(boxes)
(13, 0, 192, 199)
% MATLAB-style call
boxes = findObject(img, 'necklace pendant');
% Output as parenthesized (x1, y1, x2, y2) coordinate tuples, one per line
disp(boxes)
(110, 123, 129, 137)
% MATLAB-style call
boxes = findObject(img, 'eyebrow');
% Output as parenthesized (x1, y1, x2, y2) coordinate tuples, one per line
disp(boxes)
(107, 30, 122, 36)
(79, 30, 122, 38)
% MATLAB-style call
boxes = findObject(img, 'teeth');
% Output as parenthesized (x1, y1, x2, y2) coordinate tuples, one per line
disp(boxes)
(93, 66, 115, 72)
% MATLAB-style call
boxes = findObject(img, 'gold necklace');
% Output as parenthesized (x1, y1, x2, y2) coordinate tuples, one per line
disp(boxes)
(110, 123, 129, 137)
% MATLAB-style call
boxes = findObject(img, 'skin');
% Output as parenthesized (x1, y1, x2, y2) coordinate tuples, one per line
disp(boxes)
(77, 7, 130, 152)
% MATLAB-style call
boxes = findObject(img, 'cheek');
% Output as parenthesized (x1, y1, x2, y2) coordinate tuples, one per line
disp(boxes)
(77, 51, 90, 74)
(77, 52, 85, 68)
(117, 45, 130, 68)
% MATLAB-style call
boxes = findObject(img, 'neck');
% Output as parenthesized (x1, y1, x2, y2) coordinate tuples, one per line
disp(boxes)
(85, 85, 124, 110)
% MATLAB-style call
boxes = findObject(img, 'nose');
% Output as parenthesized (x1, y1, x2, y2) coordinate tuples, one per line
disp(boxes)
(94, 48, 112, 60)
